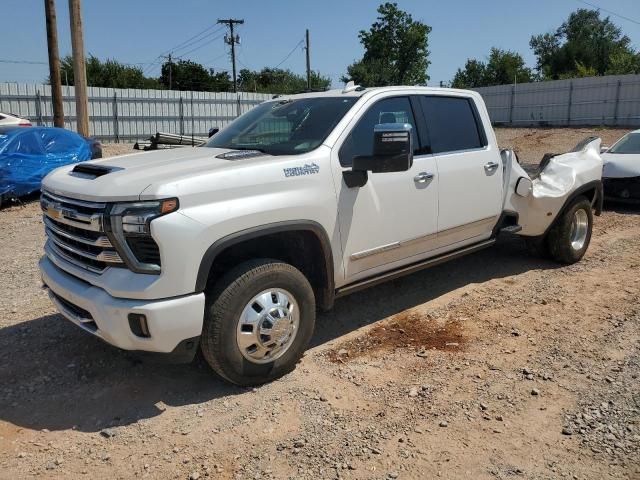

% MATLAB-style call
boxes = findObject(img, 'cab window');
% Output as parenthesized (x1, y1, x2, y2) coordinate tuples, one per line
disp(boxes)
(339, 96, 419, 167)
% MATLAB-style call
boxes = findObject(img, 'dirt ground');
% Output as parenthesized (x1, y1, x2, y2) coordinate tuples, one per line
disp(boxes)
(0, 128, 639, 480)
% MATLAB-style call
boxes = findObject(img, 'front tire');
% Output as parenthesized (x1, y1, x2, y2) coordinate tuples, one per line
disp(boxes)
(201, 259, 316, 386)
(546, 196, 593, 264)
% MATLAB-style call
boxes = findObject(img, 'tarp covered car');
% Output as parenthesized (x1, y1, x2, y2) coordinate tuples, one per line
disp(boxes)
(0, 127, 101, 207)
(601, 129, 640, 203)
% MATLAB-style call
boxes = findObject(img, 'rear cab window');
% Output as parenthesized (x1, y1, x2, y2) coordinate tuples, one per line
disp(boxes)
(419, 96, 487, 154)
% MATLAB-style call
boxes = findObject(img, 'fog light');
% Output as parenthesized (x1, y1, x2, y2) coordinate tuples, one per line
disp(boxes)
(128, 313, 150, 338)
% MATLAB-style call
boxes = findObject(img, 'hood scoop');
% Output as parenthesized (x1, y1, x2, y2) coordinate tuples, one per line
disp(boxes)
(216, 150, 265, 160)
(70, 163, 122, 179)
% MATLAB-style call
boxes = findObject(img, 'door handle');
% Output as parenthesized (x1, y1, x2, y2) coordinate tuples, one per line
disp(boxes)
(414, 172, 434, 183)
(484, 161, 500, 173)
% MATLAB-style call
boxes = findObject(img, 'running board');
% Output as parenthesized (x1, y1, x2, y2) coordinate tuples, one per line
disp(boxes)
(335, 239, 496, 298)
(500, 224, 522, 234)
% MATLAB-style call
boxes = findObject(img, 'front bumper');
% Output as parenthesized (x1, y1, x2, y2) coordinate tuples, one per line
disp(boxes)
(39, 256, 205, 354)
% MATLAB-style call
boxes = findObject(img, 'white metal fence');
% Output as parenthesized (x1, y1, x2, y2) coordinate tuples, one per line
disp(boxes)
(0, 83, 272, 142)
(474, 74, 640, 127)
(3, 75, 639, 139)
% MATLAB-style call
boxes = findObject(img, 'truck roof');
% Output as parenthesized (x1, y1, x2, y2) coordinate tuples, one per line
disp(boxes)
(274, 85, 478, 101)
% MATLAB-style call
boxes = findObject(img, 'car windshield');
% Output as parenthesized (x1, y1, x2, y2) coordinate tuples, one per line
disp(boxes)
(205, 97, 357, 155)
(609, 132, 640, 154)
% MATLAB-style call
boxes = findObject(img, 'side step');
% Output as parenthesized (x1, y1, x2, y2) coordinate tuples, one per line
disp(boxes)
(335, 239, 496, 298)
(500, 224, 522, 234)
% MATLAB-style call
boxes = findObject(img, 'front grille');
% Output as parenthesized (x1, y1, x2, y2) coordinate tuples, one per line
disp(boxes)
(41, 190, 124, 273)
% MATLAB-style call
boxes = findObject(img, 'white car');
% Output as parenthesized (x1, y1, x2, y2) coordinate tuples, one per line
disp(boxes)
(601, 129, 640, 203)
(38, 84, 603, 385)
(0, 112, 32, 128)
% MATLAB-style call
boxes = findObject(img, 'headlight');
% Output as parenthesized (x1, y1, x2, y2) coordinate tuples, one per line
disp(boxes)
(104, 198, 178, 274)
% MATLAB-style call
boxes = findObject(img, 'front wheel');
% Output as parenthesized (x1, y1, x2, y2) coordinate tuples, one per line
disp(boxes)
(546, 196, 593, 264)
(201, 259, 316, 386)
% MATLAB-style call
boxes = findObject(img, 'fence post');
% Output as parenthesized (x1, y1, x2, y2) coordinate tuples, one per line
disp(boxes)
(113, 92, 119, 143)
(190, 91, 194, 144)
(613, 80, 621, 127)
(236, 94, 241, 118)
(509, 85, 515, 125)
(567, 81, 573, 125)
(35, 90, 44, 126)
(179, 96, 184, 135)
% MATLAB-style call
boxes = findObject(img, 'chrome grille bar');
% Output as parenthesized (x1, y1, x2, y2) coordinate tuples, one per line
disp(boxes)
(43, 216, 113, 248)
(41, 196, 104, 232)
(41, 191, 124, 274)
(41, 190, 107, 209)
(46, 235, 122, 264)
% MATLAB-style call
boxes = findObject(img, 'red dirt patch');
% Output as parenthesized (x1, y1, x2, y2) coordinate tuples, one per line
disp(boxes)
(327, 312, 465, 363)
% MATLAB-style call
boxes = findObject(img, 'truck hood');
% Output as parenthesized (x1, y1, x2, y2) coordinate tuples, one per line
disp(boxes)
(42, 146, 269, 202)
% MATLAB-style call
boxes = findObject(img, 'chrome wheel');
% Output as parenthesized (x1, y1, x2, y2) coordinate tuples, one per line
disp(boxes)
(570, 208, 589, 251)
(236, 288, 299, 364)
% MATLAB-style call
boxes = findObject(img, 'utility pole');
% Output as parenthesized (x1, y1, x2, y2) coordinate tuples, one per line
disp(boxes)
(217, 18, 244, 93)
(161, 53, 173, 89)
(68, 0, 89, 136)
(44, 0, 64, 127)
(305, 29, 311, 91)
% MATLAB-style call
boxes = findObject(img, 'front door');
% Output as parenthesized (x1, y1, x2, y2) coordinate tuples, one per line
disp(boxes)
(331, 95, 439, 283)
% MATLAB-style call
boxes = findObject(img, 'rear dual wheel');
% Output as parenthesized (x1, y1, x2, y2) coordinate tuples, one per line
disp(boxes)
(526, 196, 593, 264)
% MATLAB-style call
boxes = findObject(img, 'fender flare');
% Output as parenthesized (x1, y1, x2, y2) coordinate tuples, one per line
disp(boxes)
(540, 179, 603, 238)
(194, 220, 335, 308)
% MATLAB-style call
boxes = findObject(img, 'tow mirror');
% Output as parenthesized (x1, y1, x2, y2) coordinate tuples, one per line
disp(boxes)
(352, 123, 414, 174)
(343, 123, 414, 188)
(208, 127, 219, 138)
(600, 145, 609, 154)
(515, 177, 533, 197)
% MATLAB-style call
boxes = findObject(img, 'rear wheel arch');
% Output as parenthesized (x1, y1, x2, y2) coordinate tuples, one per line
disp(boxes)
(195, 221, 335, 311)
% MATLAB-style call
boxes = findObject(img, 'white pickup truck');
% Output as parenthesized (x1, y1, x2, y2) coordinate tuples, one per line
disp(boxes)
(39, 84, 603, 385)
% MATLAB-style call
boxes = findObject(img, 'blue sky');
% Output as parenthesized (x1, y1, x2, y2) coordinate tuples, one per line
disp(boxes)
(1, 0, 639, 88)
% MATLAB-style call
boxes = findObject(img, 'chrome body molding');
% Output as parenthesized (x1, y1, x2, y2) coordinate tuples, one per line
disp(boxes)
(350, 217, 495, 261)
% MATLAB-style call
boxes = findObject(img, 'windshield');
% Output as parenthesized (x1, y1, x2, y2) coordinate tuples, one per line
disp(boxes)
(205, 97, 357, 155)
(609, 132, 640, 154)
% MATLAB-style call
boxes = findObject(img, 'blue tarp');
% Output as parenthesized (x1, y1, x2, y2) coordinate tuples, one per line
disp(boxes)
(0, 127, 92, 198)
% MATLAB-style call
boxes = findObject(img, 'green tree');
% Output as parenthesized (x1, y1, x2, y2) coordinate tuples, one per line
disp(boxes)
(237, 68, 331, 94)
(342, 2, 431, 86)
(452, 48, 534, 88)
(159, 60, 232, 92)
(606, 50, 640, 75)
(59, 55, 161, 89)
(530, 8, 638, 79)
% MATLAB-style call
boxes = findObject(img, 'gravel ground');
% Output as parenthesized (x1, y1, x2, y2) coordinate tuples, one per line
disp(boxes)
(0, 128, 638, 480)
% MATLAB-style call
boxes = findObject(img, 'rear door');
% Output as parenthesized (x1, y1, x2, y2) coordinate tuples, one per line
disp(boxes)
(419, 95, 503, 247)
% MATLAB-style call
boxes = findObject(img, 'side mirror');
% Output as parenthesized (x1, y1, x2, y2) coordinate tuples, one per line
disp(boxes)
(515, 177, 533, 197)
(208, 127, 220, 138)
(600, 145, 609, 154)
(352, 123, 414, 174)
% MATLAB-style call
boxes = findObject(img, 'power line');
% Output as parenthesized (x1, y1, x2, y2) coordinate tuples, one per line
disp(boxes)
(169, 26, 226, 56)
(0, 59, 47, 65)
(142, 24, 225, 75)
(159, 24, 223, 57)
(274, 39, 305, 69)
(176, 33, 226, 59)
(574, 0, 640, 26)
